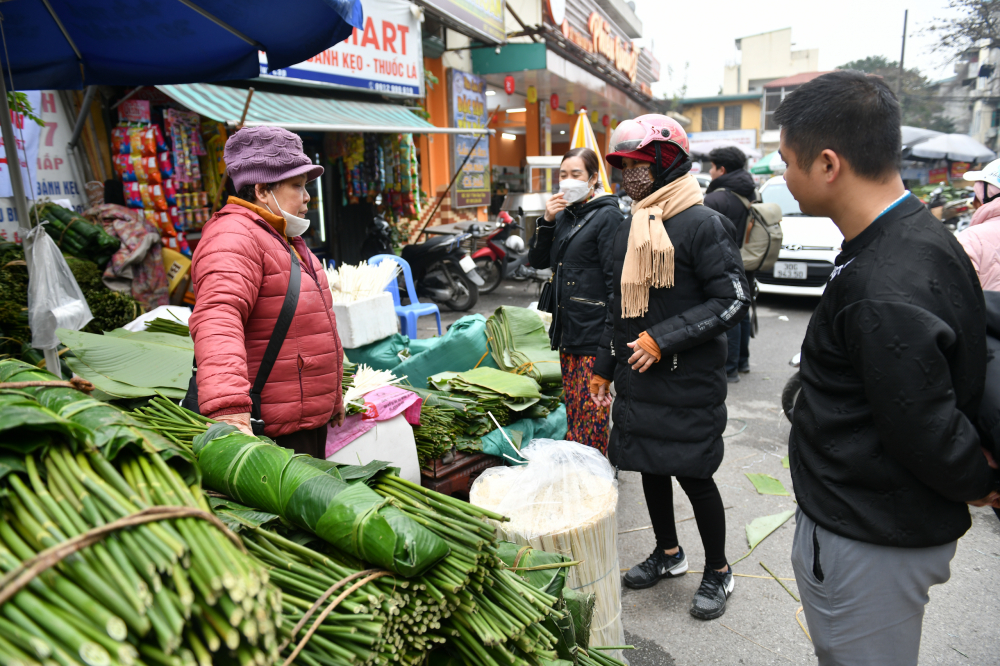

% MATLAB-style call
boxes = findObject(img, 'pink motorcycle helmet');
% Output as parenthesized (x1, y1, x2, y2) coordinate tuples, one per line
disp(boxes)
(606, 114, 690, 170)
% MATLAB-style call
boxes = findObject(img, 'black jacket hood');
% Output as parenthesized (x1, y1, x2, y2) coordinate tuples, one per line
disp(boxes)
(706, 168, 756, 200)
(566, 193, 622, 216)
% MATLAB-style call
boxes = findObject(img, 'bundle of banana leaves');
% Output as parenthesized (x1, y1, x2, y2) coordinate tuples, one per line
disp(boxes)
(428, 367, 557, 426)
(56, 328, 193, 400)
(402, 386, 491, 440)
(193, 424, 450, 577)
(0, 359, 278, 666)
(31, 202, 120, 268)
(486, 306, 563, 389)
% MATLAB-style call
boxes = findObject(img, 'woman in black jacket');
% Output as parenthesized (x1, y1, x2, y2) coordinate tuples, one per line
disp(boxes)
(592, 115, 749, 621)
(529, 147, 623, 453)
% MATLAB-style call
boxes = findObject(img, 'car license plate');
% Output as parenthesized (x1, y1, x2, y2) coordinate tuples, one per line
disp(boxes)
(459, 254, 476, 273)
(773, 261, 808, 280)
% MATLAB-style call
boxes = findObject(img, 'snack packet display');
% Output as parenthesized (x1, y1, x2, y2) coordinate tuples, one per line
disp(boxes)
(158, 152, 174, 179)
(142, 127, 157, 157)
(112, 127, 130, 155)
(124, 182, 143, 208)
(139, 183, 153, 209)
(142, 156, 162, 184)
(163, 180, 177, 206)
(150, 183, 168, 211)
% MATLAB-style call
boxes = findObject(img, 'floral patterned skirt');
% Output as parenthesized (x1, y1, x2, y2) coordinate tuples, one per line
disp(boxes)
(560, 351, 610, 455)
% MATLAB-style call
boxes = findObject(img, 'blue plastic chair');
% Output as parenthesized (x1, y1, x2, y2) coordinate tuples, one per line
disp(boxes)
(369, 254, 441, 337)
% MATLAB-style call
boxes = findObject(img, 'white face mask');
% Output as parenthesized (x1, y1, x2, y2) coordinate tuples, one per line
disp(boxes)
(266, 191, 311, 237)
(559, 178, 593, 204)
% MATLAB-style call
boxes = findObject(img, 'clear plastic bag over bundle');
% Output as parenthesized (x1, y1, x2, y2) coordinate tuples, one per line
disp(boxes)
(470, 439, 624, 654)
(470, 438, 617, 540)
(25, 224, 93, 349)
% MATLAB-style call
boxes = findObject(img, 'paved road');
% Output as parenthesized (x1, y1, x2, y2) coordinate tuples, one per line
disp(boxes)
(420, 282, 1000, 666)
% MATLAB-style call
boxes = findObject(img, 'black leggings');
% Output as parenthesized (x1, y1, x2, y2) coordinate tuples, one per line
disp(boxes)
(641, 473, 728, 570)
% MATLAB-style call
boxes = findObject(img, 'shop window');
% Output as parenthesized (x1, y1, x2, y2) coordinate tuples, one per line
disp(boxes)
(702, 106, 719, 132)
(724, 105, 742, 130)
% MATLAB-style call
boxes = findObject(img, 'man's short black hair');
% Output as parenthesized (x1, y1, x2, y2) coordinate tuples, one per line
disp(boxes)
(707, 147, 746, 174)
(773, 70, 901, 180)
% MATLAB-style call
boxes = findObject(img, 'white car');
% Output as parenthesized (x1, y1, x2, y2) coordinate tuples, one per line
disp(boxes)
(755, 176, 843, 297)
(694, 173, 712, 194)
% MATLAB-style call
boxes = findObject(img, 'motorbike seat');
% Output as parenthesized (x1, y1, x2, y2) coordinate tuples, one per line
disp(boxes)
(401, 235, 456, 261)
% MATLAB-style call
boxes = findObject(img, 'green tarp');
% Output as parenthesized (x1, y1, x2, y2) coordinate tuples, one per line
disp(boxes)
(344, 315, 499, 387)
(479, 404, 567, 463)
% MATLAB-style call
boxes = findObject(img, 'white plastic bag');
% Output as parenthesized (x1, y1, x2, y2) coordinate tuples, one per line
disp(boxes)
(25, 224, 92, 349)
(470, 438, 625, 653)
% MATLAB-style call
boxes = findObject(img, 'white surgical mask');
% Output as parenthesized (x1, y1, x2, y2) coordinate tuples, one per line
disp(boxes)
(559, 178, 593, 204)
(266, 191, 311, 237)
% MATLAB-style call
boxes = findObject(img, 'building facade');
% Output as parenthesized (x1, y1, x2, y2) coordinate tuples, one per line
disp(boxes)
(723, 28, 818, 96)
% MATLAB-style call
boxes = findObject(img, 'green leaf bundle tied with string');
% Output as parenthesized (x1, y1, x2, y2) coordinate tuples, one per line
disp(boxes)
(193, 425, 451, 577)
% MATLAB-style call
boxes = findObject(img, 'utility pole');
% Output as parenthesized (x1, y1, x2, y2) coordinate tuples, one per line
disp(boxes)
(898, 9, 908, 98)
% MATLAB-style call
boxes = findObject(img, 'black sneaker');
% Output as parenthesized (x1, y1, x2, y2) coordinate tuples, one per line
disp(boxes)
(689, 566, 734, 620)
(727, 370, 740, 383)
(738, 361, 750, 374)
(622, 546, 688, 589)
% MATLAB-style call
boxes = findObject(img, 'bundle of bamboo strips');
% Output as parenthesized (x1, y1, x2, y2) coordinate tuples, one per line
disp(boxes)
(326, 261, 400, 303)
(469, 440, 626, 656)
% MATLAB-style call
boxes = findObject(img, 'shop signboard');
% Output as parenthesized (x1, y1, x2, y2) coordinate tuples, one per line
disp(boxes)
(259, 0, 424, 97)
(558, 12, 639, 83)
(928, 167, 948, 184)
(0, 91, 84, 243)
(688, 129, 758, 156)
(423, 0, 505, 44)
(449, 70, 491, 208)
(950, 161, 971, 180)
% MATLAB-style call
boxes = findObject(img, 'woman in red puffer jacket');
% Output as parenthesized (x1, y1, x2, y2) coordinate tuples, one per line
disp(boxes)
(188, 126, 344, 457)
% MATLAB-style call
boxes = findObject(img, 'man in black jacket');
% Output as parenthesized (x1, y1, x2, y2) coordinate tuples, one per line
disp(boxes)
(703, 146, 756, 382)
(780, 70, 1000, 666)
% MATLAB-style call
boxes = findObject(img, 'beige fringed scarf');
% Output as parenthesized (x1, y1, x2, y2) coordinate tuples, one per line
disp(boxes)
(621, 174, 704, 318)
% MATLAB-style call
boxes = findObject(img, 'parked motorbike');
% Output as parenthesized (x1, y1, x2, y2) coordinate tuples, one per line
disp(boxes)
(400, 231, 483, 311)
(360, 194, 394, 259)
(782, 352, 801, 422)
(471, 209, 532, 293)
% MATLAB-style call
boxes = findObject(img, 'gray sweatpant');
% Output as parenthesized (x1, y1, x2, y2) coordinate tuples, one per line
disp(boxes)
(790, 509, 956, 666)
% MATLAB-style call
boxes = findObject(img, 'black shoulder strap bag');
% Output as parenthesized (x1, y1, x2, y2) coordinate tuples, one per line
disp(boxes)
(182, 243, 301, 436)
(537, 207, 601, 314)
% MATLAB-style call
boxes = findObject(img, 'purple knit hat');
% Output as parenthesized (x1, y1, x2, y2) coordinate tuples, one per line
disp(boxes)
(224, 126, 324, 192)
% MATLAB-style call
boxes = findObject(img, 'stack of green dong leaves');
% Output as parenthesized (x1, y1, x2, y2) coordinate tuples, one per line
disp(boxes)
(31, 203, 120, 268)
(0, 359, 279, 666)
(428, 366, 556, 424)
(485, 306, 563, 390)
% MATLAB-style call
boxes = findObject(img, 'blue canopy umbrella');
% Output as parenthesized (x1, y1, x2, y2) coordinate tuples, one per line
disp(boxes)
(1, 0, 363, 90)
(0, 0, 362, 373)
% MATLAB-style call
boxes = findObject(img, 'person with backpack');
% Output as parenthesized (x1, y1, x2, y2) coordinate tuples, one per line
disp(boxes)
(188, 126, 346, 457)
(703, 146, 758, 382)
(590, 114, 749, 620)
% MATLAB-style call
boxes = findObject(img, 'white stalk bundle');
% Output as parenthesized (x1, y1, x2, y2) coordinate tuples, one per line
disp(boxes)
(327, 260, 400, 303)
(343, 364, 406, 404)
(469, 440, 625, 654)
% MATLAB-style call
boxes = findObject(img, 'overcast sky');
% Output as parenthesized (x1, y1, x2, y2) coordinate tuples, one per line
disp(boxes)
(632, 0, 965, 99)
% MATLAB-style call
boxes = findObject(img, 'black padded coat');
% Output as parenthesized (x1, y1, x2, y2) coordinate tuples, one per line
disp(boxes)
(594, 203, 750, 478)
(529, 195, 624, 356)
